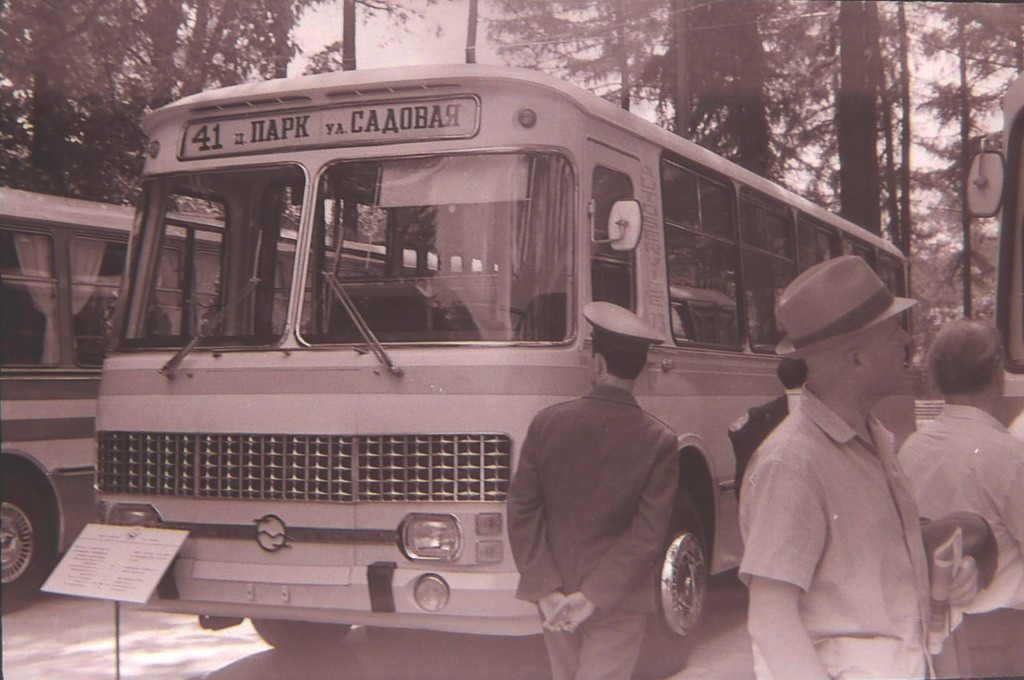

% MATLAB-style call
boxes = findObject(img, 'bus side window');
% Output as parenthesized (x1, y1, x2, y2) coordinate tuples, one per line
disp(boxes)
(71, 237, 127, 366)
(591, 166, 634, 309)
(0, 229, 59, 365)
(876, 254, 906, 296)
(661, 160, 740, 347)
(842, 237, 875, 267)
(796, 216, 839, 272)
(739, 190, 795, 353)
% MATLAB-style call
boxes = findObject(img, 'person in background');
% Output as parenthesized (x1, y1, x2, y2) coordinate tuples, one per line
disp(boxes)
(739, 256, 977, 680)
(507, 301, 678, 680)
(900, 318, 1024, 678)
(728, 357, 807, 504)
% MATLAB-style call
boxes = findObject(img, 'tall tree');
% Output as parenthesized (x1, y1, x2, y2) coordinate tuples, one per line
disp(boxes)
(488, 1, 665, 107)
(837, 0, 882, 235)
(302, 1, 433, 75)
(896, 2, 912, 256)
(670, 0, 690, 139)
(490, 1, 776, 177)
(1, 0, 328, 202)
(915, 2, 1024, 321)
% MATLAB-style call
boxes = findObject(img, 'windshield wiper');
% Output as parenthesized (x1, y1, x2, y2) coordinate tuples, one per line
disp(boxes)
(159, 275, 259, 378)
(321, 270, 404, 377)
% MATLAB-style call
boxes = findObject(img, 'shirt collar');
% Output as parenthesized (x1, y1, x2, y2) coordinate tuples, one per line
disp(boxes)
(799, 386, 858, 444)
(585, 383, 640, 408)
(938, 403, 1009, 433)
(798, 386, 890, 452)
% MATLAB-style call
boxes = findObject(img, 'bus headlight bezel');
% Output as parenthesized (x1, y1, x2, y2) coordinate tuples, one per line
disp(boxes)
(106, 503, 163, 526)
(398, 513, 462, 562)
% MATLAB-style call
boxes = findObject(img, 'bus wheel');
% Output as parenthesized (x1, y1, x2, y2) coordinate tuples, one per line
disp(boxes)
(659, 530, 708, 636)
(633, 496, 708, 679)
(251, 618, 352, 651)
(2, 476, 58, 613)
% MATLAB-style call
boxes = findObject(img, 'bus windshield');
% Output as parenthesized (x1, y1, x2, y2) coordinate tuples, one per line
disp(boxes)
(302, 152, 573, 345)
(123, 166, 304, 348)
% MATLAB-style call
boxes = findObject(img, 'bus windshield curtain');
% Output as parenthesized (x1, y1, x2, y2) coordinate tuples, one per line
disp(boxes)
(378, 155, 530, 207)
(513, 156, 572, 297)
(13, 233, 59, 364)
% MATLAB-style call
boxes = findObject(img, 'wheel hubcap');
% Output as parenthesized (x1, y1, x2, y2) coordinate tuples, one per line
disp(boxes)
(660, 532, 706, 636)
(2, 501, 35, 584)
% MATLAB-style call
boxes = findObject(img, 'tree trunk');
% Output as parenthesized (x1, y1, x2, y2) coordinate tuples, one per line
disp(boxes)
(270, 0, 294, 79)
(671, 0, 690, 138)
(837, 1, 882, 235)
(180, 0, 209, 97)
(957, 12, 972, 317)
(29, 69, 65, 194)
(882, 87, 899, 248)
(616, 0, 630, 111)
(466, 0, 479, 64)
(732, 3, 770, 177)
(343, 0, 357, 71)
(898, 2, 912, 257)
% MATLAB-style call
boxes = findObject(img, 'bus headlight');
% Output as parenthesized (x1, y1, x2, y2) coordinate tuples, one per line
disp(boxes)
(399, 514, 462, 562)
(107, 503, 162, 526)
(414, 573, 450, 612)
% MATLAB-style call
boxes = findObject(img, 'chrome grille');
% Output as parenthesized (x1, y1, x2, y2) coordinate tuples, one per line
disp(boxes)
(97, 431, 511, 502)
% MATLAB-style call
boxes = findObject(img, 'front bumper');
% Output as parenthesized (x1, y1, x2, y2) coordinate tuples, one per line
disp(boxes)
(149, 555, 540, 636)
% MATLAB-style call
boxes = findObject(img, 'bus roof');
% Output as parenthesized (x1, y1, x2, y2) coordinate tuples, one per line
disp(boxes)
(147, 64, 902, 258)
(0, 187, 134, 234)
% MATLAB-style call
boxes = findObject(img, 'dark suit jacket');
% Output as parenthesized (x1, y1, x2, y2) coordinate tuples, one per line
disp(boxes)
(728, 394, 788, 503)
(507, 384, 678, 614)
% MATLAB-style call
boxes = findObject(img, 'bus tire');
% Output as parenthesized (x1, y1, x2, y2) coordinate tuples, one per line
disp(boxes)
(2, 472, 59, 614)
(251, 618, 352, 651)
(633, 492, 708, 679)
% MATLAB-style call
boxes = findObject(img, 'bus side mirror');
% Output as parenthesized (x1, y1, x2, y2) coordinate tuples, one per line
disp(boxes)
(603, 199, 643, 252)
(966, 150, 1004, 218)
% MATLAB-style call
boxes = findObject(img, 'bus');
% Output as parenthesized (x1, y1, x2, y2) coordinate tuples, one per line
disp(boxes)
(968, 73, 1024, 421)
(95, 64, 910, 667)
(1, 188, 133, 611)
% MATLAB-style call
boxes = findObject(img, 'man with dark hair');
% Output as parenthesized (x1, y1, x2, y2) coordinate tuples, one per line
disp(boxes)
(900, 318, 1024, 678)
(507, 301, 678, 680)
(728, 357, 807, 503)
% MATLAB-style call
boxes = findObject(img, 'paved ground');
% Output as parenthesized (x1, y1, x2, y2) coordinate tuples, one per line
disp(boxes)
(3, 572, 753, 680)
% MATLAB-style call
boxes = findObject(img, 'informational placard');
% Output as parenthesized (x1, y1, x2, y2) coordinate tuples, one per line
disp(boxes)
(42, 524, 189, 604)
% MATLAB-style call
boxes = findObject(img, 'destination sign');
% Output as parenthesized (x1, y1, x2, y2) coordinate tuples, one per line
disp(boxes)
(180, 96, 479, 159)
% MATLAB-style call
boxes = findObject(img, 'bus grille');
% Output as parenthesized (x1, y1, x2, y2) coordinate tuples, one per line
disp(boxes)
(96, 432, 512, 502)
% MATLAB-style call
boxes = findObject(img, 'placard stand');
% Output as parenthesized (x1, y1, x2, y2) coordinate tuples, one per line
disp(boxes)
(42, 524, 189, 678)
(115, 600, 121, 680)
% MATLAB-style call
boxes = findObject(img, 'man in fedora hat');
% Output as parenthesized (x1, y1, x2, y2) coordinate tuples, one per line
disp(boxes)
(507, 301, 678, 680)
(738, 256, 977, 679)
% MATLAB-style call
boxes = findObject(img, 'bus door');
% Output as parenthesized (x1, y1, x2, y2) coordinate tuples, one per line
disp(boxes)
(587, 140, 641, 311)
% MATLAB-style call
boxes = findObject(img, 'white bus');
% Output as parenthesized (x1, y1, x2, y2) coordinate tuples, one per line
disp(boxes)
(968, 73, 1024, 421)
(1, 188, 132, 611)
(96, 65, 910, 667)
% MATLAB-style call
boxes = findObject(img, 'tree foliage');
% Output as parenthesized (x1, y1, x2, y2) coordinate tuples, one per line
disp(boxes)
(2, 0, 1022, 353)
(1, 0, 332, 203)
(487, 0, 1024, 348)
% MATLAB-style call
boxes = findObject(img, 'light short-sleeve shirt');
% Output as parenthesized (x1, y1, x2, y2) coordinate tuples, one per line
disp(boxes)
(739, 387, 931, 680)
(900, 404, 1024, 613)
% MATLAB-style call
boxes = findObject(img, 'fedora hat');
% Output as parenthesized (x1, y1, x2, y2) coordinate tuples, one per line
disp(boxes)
(584, 301, 663, 350)
(776, 256, 915, 357)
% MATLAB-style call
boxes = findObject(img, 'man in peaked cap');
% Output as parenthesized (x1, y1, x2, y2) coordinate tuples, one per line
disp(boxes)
(738, 256, 979, 680)
(507, 301, 679, 680)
